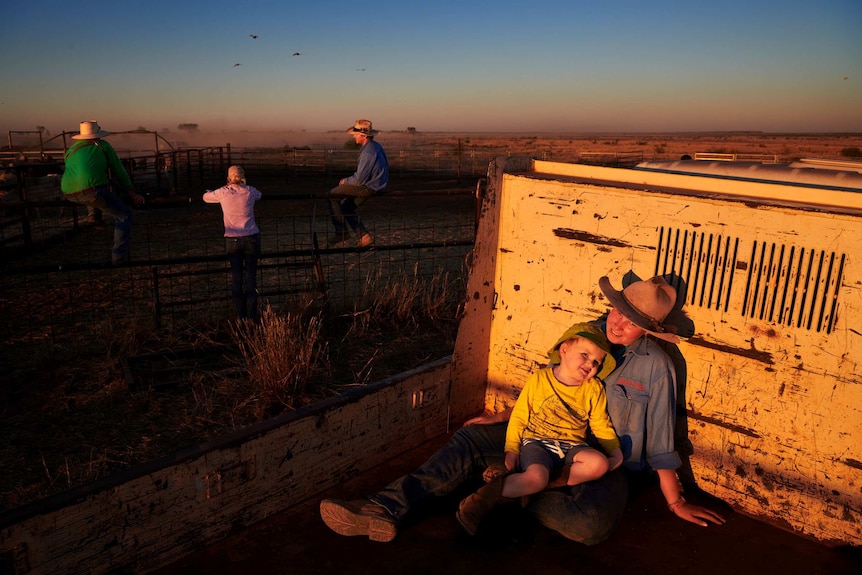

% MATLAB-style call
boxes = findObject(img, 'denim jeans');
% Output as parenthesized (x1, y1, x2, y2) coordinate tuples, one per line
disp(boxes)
(328, 184, 374, 234)
(370, 422, 629, 545)
(65, 186, 132, 263)
(226, 234, 260, 320)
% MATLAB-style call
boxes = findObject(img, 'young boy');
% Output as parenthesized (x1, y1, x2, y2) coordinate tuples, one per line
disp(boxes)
(456, 323, 622, 536)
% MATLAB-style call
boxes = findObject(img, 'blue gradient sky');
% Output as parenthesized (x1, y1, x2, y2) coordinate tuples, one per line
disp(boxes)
(2, 0, 860, 135)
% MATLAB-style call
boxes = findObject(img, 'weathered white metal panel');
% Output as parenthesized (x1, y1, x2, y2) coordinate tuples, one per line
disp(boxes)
(476, 159, 861, 545)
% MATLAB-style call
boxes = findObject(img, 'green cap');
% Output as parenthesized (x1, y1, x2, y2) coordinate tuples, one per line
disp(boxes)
(547, 322, 615, 380)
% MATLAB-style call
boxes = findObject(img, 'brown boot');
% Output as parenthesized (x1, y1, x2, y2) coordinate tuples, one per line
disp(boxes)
(319, 498, 398, 542)
(546, 463, 573, 489)
(455, 475, 513, 536)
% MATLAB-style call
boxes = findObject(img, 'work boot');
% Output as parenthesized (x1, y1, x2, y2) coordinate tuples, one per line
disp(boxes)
(546, 463, 573, 489)
(319, 498, 398, 542)
(357, 232, 373, 247)
(327, 231, 350, 246)
(455, 475, 513, 536)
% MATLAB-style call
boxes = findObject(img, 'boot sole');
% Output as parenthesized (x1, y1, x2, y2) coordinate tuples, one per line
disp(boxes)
(319, 499, 397, 542)
(454, 510, 478, 536)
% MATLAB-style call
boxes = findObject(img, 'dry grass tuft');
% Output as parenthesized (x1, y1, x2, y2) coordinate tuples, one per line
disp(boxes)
(1, 270, 462, 510)
(230, 306, 327, 414)
(351, 266, 462, 334)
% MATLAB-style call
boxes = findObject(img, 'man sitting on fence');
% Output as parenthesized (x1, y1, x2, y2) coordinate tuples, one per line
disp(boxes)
(326, 119, 388, 248)
(61, 120, 145, 265)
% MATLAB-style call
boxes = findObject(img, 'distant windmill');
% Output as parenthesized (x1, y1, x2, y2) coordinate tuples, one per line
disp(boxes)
(250, 34, 259, 39)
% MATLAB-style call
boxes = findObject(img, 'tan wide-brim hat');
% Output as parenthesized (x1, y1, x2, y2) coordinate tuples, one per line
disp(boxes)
(72, 120, 112, 140)
(599, 275, 681, 343)
(346, 119, 378, 136)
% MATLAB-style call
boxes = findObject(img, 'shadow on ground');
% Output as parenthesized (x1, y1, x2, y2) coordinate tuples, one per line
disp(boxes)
(154, 433, 862, 575)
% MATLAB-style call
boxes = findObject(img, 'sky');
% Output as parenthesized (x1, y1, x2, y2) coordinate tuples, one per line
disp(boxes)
(1, 0, 861, 138)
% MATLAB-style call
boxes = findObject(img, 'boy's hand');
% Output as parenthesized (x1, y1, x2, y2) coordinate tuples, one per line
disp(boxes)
(504, 451, 519, 472)
(607, 448, 623, 471)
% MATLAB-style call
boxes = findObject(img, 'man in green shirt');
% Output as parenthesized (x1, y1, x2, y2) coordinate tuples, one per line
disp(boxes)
(61, 121, 145, 265)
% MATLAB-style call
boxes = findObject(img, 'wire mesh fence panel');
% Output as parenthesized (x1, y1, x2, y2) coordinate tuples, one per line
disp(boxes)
(0, 191, 476, 349)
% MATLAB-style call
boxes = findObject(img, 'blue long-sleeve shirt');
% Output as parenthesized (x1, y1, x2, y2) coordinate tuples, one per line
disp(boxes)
(600, 323, 682, 472)
(344, 139, 389, 191)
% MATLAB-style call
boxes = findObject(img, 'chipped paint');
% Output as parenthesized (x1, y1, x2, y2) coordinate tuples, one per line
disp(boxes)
(478, 160, 862, 545)
(687, 336, 774, 364)
(552, 228, 631, 247)
(687, 411, 761, 438)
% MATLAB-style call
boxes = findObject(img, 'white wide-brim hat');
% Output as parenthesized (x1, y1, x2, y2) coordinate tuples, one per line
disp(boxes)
(346, 119, 378, 136)
(72, 120, 111, 140)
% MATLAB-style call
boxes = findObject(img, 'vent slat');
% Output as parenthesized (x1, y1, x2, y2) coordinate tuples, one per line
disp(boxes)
(655, 228, 842, 334)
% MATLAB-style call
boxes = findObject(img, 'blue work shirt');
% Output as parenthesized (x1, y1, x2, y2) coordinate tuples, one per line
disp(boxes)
(600, 322, 682, 472)
(344, 139, 389, 191)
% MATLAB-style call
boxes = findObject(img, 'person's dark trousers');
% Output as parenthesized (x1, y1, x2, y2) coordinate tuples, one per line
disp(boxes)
(328, 184, 374, 234)
(64, 186, 133, 264)
(226, 234, 260, 321)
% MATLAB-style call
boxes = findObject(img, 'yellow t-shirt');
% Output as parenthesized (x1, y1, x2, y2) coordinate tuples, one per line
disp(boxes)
(505, 366, 620, 456)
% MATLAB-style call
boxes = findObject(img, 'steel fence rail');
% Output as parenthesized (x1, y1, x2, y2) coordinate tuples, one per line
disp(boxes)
(0, 192, 476, 348)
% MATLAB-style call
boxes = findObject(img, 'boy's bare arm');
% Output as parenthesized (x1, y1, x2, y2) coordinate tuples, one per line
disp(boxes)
(606, 447, 623, 471)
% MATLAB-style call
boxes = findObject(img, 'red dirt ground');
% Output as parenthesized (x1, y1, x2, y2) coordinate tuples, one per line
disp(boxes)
(153, 433, 861, 575)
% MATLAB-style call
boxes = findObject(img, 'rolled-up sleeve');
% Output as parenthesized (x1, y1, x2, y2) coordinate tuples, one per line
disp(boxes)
(644, 357, 682, 471)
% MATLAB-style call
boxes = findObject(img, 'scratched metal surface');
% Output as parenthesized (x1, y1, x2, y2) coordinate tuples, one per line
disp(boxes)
(478, 162, 861, 545)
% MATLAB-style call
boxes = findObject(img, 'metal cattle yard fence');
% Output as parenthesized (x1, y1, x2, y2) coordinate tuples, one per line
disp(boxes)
(1, 192, 476, 348)
(0, 145, 479, 352)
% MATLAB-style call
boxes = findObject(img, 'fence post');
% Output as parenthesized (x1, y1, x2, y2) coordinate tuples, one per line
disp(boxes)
(151, 266, 162, 330)
(198, 149, 204, 184)
(170, 151, 179, 191)
(457, 138, 462, 185)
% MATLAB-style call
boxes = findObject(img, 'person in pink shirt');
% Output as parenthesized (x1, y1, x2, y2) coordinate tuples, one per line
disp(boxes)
(203, 165, 263, 321)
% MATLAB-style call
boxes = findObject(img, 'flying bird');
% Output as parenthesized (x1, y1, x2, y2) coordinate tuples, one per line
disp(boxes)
(234, 63, 242, 67)
(249, 34, 259, 39)
(844, 76, 849, 80)
(292, 52, 302, 56)
(357, 68, 366, 72)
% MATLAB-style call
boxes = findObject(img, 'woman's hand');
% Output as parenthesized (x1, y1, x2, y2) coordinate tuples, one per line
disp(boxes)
(462, 407, 513, 427)
(672, 498, 726, 527)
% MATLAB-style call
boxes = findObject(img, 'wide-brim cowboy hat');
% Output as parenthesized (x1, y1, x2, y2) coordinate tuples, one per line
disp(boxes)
(72, 120, 112, 140)
(599, 275, 681, 343)
(346, 119, 378, 136)
(547, 322, 616, 380)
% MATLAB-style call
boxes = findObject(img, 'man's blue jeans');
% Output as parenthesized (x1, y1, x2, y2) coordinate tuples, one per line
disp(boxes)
(226, 234, 260, 321)
(328, 184, 374, 234)
(65, 186, 133, 263)
(370, 422, 629, 545)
